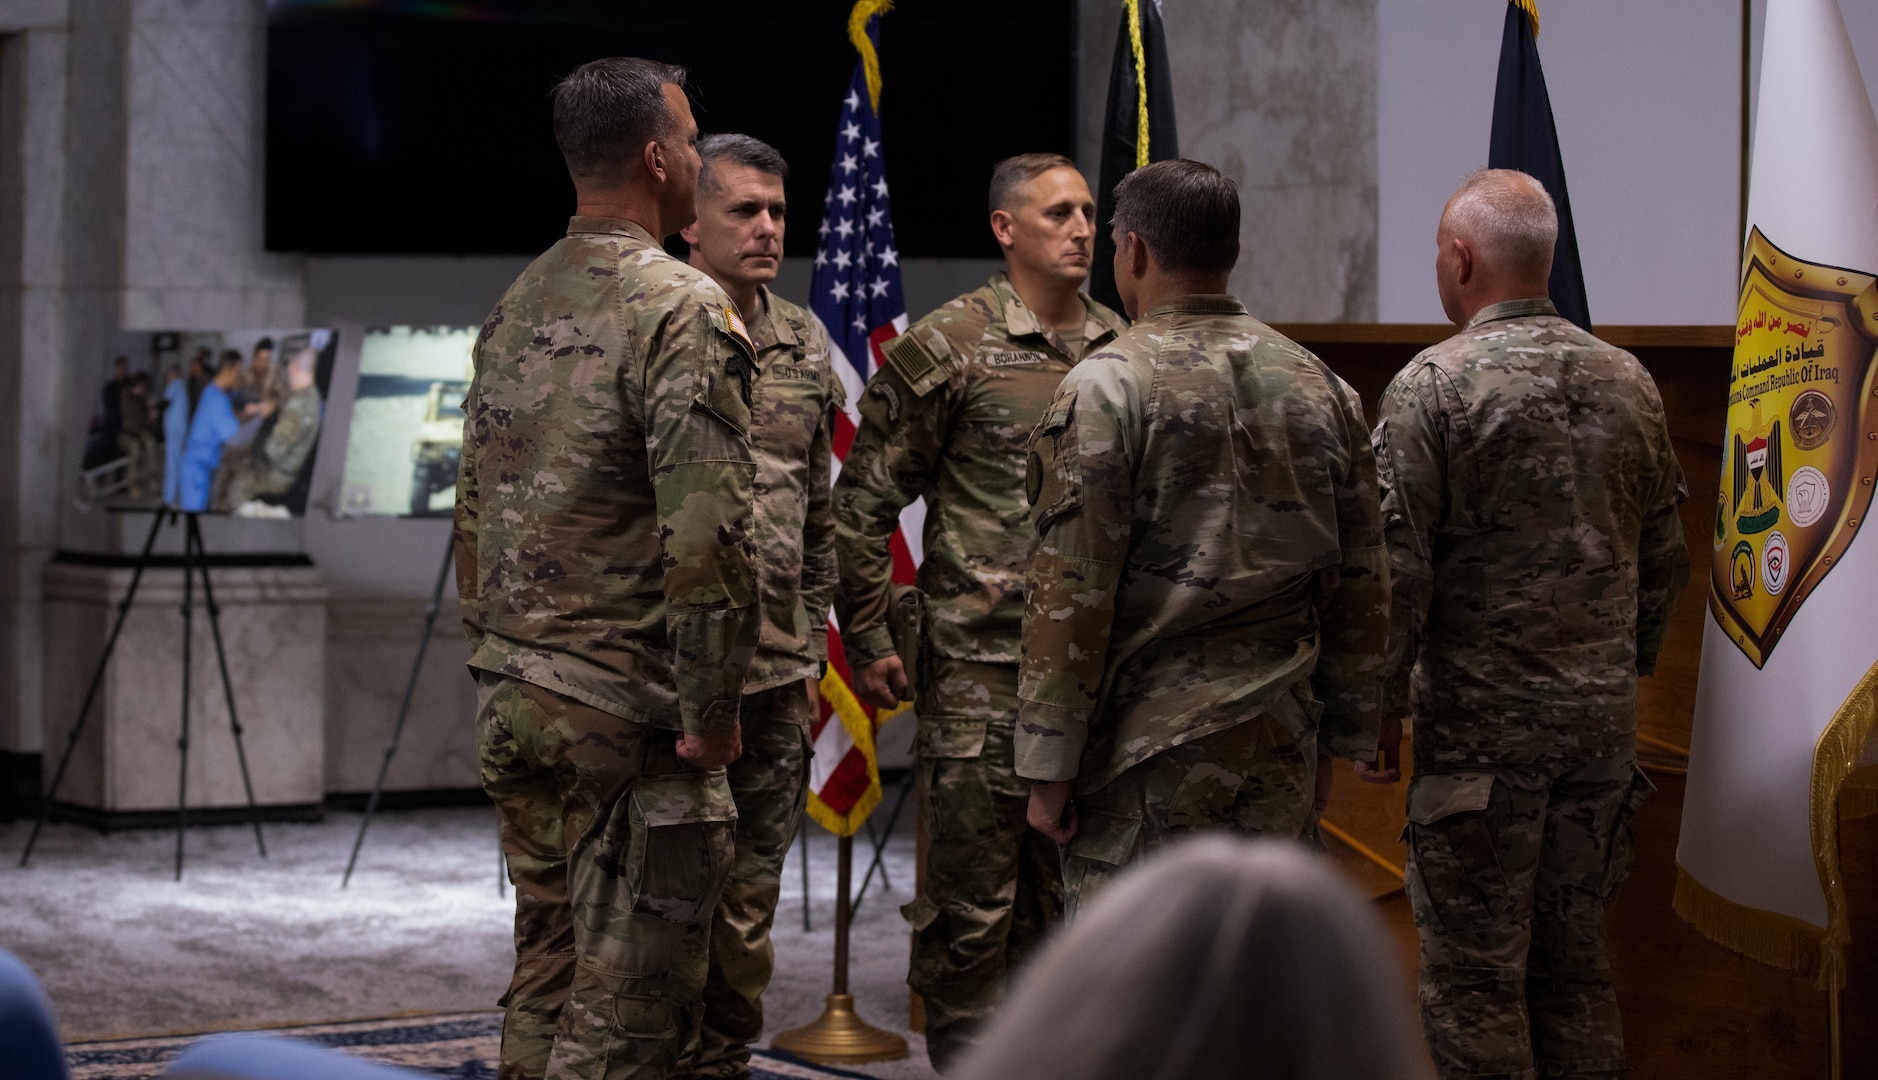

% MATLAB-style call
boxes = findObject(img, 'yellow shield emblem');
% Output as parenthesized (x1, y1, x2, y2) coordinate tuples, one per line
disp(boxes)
(1710, 229, 1878, 667)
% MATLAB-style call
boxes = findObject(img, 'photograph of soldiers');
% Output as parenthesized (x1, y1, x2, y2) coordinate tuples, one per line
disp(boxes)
(230, 336, 276, 414)
(457, 57, 760, 1080)
(177, 351, 244, 512)
(80, 357, 131, 473)
(671, 132, 843, 1080)
(1360, 169, 1690, 1079)
(115, 371, 158, 502)
(832, 151, 1125, 1071)
(1017, 159, 1390, 915)
(222, 345, 325, 513)
(161, 363, 189, 507)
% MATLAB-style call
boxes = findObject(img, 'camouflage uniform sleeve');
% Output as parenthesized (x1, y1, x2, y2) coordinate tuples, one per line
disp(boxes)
(644, 296, 761, 734)
(1634, 399, 1691, 675)
(798, 323, 844, 664)
(1371, 363, 1445, 725)
(453, 322, 492, 658)
(1314, 373, 1391, 760)
(1014, 365, 1137, 783)
(832, 336, 959, 665)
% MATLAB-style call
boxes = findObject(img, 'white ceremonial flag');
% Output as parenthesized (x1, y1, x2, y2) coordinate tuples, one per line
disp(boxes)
(1676, 0, 1878, 989)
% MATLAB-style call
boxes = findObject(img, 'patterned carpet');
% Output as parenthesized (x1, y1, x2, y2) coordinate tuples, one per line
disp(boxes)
(66, 1012, 877, 1080)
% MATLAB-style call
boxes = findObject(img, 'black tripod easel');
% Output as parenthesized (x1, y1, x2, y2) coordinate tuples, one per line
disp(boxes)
(20, 509, 268, 880)
(341, 538, 453, 888)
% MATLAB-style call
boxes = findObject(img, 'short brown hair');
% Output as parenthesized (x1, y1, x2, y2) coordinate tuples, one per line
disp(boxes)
(697, 133, 789, 196)
(1110, 159, 1241, 275)
(988, 152, 1080, 215)
(552, 57, 687, 183)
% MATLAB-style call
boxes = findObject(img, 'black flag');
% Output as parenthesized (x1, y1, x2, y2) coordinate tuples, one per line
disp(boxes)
(1089, 0, 1178, 316)
(1488, 2, 1591, 331)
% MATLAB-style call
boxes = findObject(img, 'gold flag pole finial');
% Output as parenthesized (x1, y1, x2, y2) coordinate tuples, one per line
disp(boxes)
(848, 0, 893, 114)
(1511, 0, 1539, 38)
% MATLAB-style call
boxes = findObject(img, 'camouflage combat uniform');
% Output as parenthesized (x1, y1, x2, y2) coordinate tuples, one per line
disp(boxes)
(224, 383, 322, 507)
(1372, 298, 1689, 1079)
(1014, 295, 1390, 915)
(832, 273, 1125, 1070)
(457, 215, 760, 1080)
(683, 287, 843, 1080)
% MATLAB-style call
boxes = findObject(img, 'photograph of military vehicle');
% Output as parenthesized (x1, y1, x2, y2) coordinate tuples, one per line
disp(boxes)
(340, 326, 475, 517)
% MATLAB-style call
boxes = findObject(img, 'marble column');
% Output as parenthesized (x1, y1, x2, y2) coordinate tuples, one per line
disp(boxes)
(40, 557, 327, 816)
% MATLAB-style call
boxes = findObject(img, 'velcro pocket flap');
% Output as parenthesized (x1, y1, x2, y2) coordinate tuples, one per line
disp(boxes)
(632, 771, 738, 828)
(1067, 805, 1141, 867)
(919, 716, 988, 759)
(901, 895, 940, 930)
(1027, 392, 1082, 535)
(1406, 773, 1494, 826)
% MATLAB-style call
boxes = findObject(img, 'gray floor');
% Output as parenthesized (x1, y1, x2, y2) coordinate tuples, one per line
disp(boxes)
(0, 796, 938, 1079)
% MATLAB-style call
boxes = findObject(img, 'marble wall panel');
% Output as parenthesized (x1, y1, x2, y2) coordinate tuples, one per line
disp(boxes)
(1078, 0, 1379, 322)
(324, 597, 479, 794)
(41, 561, 327, 811)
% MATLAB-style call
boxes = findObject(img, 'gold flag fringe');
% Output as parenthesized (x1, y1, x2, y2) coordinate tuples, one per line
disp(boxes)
(802, 666, 899, 838)
(1675, 658, 1878, 990)
(1808, 658, 1878, 989)
(847, 1, 893, 115)
(1673, 866, 1825, 977)
(1841, 766, 1878, 820)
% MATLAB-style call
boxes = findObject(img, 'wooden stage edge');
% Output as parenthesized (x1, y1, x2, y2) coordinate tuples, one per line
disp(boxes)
(1271, 322, 1736, 350)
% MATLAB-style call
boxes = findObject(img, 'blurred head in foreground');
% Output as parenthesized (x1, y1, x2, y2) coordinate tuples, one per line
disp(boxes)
(956, 835, 1431, 1080)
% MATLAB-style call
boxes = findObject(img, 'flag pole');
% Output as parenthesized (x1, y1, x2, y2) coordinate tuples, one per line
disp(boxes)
(769, 832, 907, 1063)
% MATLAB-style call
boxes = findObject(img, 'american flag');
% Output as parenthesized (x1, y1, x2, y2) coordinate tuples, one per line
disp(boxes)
(804, 7, 920, 838)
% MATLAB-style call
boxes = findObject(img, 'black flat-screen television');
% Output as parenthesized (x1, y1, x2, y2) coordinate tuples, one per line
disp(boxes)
(265, 0, 1077, 258)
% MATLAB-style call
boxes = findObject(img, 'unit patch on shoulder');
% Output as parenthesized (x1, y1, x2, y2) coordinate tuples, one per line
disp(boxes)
(884, 330, 953, 397)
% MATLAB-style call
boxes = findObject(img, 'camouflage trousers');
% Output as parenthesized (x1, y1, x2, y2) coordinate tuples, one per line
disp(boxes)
(903, 658, 1064, 1073)
(1061, 684, 1319, 918)
(1404, 753, 1653, 1080)
(677, 682, 813, 1080)
(479, 672, 737, 1080)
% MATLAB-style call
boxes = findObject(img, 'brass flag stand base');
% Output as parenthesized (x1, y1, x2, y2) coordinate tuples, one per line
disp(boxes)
(770, 834, 907, 1064)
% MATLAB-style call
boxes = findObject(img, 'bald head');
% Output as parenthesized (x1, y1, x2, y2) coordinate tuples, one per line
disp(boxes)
(1442, 169, 1556, 281)
(1434, 169, 1557, 325)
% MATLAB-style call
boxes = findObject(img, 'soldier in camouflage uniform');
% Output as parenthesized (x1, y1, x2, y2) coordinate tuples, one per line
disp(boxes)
(833, 153, 1125, 1071)
(456, 60, 760, 1080)
(223, 346, 322, 509)
(671, 134, 842, 1080)
(1018, 159, 1391, 915)
(1361, 169, 1689, 1080)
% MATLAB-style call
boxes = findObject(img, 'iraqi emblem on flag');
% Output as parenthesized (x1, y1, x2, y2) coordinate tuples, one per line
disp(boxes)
(805, 0, 912, 838)
(1710, 228, 1878, 668)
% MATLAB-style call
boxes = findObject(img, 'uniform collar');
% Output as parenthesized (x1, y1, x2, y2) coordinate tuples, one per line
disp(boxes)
(565, 215, 659, 246)
(744, 286, 801, 352)
(1139, 294, 1248, 320)
(1464, 296, 1558, 330)
(989, 272, 1126, 355)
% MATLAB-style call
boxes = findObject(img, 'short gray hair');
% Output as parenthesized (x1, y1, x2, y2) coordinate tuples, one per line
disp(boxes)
(1443, 168, 1557, 280)
(552, 57, 688, 183)
(697, 134, 789, 196)
(955, 837, 1429, 1080)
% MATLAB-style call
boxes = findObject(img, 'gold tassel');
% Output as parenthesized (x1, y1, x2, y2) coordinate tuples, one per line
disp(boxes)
(1510, 0, 1539, 38)
(1124, 0, 1150, 169)
(848, 0, 894, 115)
